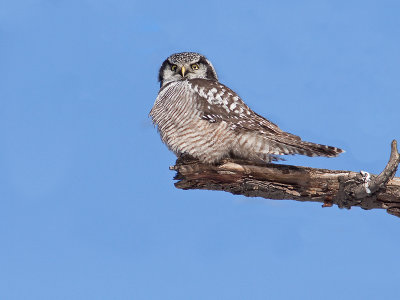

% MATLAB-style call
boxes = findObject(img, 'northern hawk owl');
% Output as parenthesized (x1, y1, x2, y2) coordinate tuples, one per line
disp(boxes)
(150, 52, 343, 163)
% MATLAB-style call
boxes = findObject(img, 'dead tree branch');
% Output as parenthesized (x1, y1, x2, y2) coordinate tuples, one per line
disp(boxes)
(170, 140, 400, 218)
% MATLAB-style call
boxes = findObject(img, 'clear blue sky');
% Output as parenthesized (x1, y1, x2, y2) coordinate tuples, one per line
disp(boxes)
(1, 1, 399, 299)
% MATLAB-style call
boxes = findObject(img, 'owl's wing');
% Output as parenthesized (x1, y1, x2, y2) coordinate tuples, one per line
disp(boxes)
(189, 78, 343, 157)
(189, 79, 301, 140)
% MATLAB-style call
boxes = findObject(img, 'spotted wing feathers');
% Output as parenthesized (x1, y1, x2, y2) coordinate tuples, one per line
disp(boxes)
(189, 79, 344, 158)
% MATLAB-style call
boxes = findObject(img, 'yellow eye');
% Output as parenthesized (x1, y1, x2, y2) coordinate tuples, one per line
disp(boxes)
(171, 65, 177, 71)
(191, 63, 199, 70)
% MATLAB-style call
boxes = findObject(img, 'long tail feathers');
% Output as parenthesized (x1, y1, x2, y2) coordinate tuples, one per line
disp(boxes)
(258, 138, 344, 160)
(291, 140, 344, 157)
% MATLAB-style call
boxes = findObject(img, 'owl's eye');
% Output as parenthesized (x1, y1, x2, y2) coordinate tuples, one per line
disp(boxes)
(171, 65, 177, 71)
(191, 64, 199, 70)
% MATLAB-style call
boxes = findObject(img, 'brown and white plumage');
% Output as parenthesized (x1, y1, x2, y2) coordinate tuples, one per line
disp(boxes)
(150, 52, 344, 164)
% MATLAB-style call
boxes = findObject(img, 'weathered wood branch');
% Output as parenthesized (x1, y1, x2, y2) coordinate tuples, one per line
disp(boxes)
(170, 140, 400, 218)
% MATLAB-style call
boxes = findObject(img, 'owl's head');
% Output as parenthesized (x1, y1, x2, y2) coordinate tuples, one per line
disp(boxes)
(158, 52, 218, 87)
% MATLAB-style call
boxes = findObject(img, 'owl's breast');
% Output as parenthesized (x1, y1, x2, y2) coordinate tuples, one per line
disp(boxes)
(150, 80, 236, 162)
(150, 80, 199, 127)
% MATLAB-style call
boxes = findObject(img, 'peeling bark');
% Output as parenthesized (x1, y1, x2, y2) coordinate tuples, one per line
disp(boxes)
(170, 140, 400, 218)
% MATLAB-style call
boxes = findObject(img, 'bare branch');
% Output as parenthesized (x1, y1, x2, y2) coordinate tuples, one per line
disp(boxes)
(353, 140, 400, 199)
(170, 140, 400, 218)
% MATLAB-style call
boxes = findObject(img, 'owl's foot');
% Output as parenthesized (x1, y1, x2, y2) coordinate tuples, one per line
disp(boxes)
(175, 153, 199, 165)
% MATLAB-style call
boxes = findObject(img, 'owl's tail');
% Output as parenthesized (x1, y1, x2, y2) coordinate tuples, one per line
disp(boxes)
(235, 132, 344, 162)
(276, 139, 345, 157)
(259, 141, 344, 162)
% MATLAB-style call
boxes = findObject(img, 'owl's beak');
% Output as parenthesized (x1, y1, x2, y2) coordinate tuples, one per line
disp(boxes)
(179, 66, 186, 77)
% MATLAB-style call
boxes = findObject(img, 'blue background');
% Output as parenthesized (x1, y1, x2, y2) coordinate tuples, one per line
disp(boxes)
(1, 0, 399, 299)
